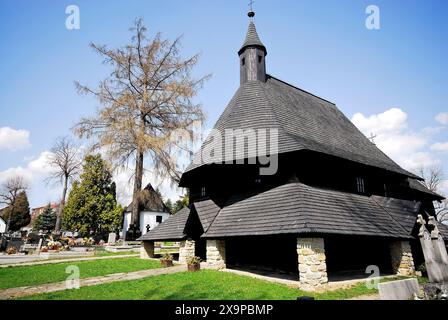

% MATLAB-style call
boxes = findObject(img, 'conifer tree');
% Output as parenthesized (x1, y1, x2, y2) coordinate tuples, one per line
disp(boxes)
(2, 191, 31, 231)
(33, 204, 57, 232)
(62, 154, 123, 237)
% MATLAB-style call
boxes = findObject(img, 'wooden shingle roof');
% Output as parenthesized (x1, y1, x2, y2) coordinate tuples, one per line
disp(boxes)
(193, 200, 221, 233)
(137, 207, 190, 241)
(203, 183, 415, 239)
(239, 21, 266, 55)
(140, 182, 427, 242)
(182, 76, 420, 182)
(407, 179, 444, 200)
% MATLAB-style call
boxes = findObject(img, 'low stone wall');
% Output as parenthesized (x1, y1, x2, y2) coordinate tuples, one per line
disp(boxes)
(206, 239, 226, 269)
(179, 240, 195, 263)
(390, 240, 415, 276)
(140, 241, 155, 259)
(297, 237, 328, 291)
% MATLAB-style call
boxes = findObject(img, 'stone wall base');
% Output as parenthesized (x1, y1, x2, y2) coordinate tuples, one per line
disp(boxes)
(297, 237, 328, 291)
(390, 240, 415, 276)
(206, 240, 226, 269)
(179, 240, 195, 263)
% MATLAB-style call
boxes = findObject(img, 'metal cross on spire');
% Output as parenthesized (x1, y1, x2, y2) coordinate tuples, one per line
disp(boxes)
(249, 0, 255, 12)
(248, 0, 255, 19)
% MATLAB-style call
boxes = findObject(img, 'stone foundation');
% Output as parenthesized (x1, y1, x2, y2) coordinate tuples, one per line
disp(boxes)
(140, 241, 155, 259)
(179, 240, 195, 263)
(206, 239, 226, 269)
(297, 237, 328, 291)
(390, 240, 415, 276)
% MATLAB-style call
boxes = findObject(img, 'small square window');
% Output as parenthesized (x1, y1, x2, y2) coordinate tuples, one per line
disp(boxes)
(156, 216, 163, 223)
(356, 177, 365, 193)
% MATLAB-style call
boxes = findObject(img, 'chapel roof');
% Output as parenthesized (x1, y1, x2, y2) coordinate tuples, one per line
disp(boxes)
(239, 21, 267, 55)
(203, 182, 415, 239)
(140, 182, 431, 241)
(138, 207, 190, 241)
(407, 179, 444, 200)
(125, 183, 170, 213)
(182, 75, 420, 183)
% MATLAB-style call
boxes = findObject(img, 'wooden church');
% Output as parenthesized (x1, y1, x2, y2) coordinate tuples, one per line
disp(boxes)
(139, 11, 448, 290)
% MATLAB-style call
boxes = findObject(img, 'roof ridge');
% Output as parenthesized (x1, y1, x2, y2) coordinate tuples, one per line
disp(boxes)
(370, 196, 413, 237)
(198, 200, 222, 234)
(267, 74, 336, 106)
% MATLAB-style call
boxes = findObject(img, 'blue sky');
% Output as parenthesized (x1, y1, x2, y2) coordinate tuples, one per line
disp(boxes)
(1, 0, 447, 207)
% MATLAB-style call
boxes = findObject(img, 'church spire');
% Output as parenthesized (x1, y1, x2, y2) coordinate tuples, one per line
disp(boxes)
(238, 10, 267, 84)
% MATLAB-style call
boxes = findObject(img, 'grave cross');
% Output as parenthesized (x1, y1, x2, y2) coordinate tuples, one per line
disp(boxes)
(249, 0, 255, 12)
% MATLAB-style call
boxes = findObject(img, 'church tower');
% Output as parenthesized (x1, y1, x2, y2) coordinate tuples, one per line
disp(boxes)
(238, 11, 267, 84)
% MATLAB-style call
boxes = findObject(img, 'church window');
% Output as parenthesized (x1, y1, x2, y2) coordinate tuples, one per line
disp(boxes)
(356, 177, 365, 193)
(258, 55, 262, 63)
(201, 187, 206, 197)
(242, 58, 246, 66)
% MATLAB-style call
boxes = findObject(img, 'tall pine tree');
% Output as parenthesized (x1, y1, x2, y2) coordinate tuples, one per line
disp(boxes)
(62, 154, 123, 238)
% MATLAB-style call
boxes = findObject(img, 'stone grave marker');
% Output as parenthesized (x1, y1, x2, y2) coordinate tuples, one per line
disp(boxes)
(417, 215, 448, 283)
(378, 278, 419, 300)
(107, 232, 116, 244)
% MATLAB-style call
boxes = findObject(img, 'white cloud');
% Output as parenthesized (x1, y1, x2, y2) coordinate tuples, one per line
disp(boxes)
(351, 108, 440, 171)
(0, 127, 31, 151)
(0, 151, 58, 206)
(351, 108, 408, 135)
(431, 142, 448, 152)
(0, 151, 55, 184)
(0, 147, 183, 207)
(435, 113, 448, 125)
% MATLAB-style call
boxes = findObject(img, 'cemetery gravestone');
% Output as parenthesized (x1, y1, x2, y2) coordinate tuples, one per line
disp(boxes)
(107, 232, 116, 244)
(379, 278, 419, 300)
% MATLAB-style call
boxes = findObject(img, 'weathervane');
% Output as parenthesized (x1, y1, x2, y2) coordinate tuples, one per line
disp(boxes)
(248, 0, 255, 19)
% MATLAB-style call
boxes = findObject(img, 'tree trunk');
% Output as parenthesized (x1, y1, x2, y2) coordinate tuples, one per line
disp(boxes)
(129, 148, 144, 239)
(55, 175, 68, 233)
(5, 205, 15, 233)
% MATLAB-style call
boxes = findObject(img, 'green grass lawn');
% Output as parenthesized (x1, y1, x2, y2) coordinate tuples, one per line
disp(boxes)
(0, 257, 160, 290)
(18, 270, 413, 300)
(21, 270, 300, 300)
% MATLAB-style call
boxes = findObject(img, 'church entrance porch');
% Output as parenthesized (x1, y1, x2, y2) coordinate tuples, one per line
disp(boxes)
(207, 234, 415, 291)
(324, 235, 401, 281)
(224, 235, 299, 278)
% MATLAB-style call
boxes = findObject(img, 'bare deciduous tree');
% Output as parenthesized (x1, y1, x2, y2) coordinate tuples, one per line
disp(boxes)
(46, 136, 82, 232)
(417, 165, 448, 225)
(417, 166, 443, 193)
(0, 176, 28, 232)
(73, 19, 209, 239)
(435, 201, 448, 225)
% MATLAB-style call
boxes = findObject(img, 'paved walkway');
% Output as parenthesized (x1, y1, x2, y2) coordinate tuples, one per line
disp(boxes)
(0, 254, 139, 268)
(0, 264, 186, 299)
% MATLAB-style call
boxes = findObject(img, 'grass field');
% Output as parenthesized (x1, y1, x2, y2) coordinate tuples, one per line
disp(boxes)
(0, 257, 160, 290)
(17, 270, 410, 300)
